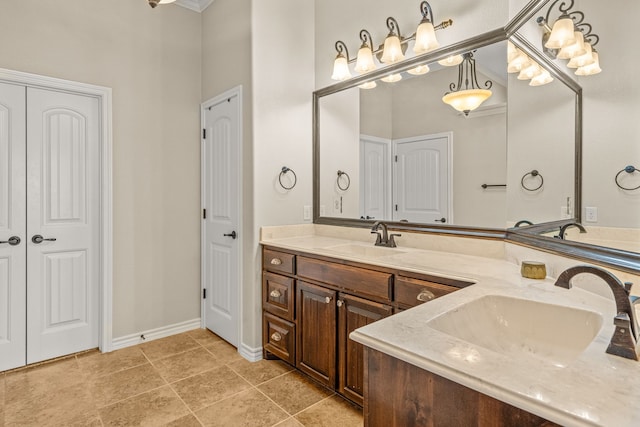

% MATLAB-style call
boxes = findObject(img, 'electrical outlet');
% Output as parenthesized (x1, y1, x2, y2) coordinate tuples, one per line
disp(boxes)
(585, 206, 598, 222)
(303, 205, 311, 221)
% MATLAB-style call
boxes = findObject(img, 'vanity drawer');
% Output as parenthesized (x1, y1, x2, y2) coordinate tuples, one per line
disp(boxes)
(263, 312, 295, 365)
(297, 256, 392, 302)
(394, 276, 459, 308)
(263, 272, 295, 321)
(263, 248, 295, 275)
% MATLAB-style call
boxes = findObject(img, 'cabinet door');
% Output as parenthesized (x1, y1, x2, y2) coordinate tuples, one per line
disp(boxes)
(338, 293, 392, 406)
(296, 281, 337, 387)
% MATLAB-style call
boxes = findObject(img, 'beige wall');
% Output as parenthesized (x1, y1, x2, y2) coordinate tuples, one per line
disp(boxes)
(0, 0, 202, 338)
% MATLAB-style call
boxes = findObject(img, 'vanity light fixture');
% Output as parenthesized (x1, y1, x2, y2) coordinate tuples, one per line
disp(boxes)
(529, 69, 554, 86)
(537, 0, 602, 76)
(148, 0, 175, 8)
(407, 64, 431, 75)
(381, 73, 403, 83)
(442, 52, 492, 116)
(330, 1, 453, 82)
(507, 43, 553, 87)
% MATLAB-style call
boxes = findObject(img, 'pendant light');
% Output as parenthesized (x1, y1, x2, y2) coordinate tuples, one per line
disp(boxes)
(413, 1, 440, 54)
(442, 52, 493, 116)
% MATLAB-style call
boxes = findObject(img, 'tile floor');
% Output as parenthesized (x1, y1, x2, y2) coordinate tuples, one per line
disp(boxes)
(0, 330, 363, 426)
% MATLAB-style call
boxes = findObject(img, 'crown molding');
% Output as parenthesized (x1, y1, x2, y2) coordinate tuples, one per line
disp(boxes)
(174, 0, 214, 13)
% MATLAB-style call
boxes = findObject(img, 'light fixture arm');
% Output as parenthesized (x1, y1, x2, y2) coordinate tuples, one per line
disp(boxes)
(448, 52, 493, 93)
(420, 1, 435, 23)
(334, 40, 350, 61)
(543, 0, 576, 25)
(359, 29, 374, 49)
(386, 17, 401, 38)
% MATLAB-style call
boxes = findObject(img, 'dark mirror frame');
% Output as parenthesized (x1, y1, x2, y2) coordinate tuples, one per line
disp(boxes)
(313, 0, 640, 275)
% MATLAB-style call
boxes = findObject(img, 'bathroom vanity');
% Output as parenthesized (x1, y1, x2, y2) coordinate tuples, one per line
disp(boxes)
(261, 224, 640, 427)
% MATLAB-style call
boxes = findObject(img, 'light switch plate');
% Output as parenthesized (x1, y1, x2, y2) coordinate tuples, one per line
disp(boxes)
(585, 206, 598, 222)
(303, 205, 311, 221)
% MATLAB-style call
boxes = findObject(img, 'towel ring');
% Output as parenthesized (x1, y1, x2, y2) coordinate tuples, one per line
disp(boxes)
(615, 165, 640, 191)
(521, 170, 544, 191)
(278, 166, 297, 190)
(337, 170, 351, 191)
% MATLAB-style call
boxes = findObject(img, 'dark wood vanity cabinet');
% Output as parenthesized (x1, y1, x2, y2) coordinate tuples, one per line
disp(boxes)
(261, 245, 470, 406)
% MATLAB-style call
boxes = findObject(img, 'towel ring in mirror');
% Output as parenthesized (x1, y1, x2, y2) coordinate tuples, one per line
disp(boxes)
(279, 166, 297, 190)
(521, 169, 544, 191)
(615, 165, 640, 191)
(337, 170, 351, 191)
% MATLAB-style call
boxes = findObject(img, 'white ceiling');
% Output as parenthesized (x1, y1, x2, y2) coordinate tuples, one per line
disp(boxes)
(174, 0, 214, 13)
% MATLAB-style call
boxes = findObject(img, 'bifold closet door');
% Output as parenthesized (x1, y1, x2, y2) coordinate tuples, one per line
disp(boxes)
(0, 82, 28, 372)
(25, 87, 100, 364)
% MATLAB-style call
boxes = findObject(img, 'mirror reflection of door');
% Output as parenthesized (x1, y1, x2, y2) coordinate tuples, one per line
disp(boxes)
(393, 133, 452, 224)
(359, 136, 391, 221)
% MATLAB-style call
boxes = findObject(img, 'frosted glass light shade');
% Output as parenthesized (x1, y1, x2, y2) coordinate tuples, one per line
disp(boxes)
(413, 21, 439, 54)
(355, 46, 376, 73)
(438, 55, 464, 67)
(557, 31, 586, 59)
(380, 35, 405, 64)
(567, 43, 594, 68)
(407, 64, 430, 75)
(545, 14, 576, 49)
(381, 73, 402, 83)
(518, 62, 542, 80)
(507, 50, 531, 73)
(442, 89, 492, 114)
(530, 70, 554, 86)
(359, 81, 378, 89)
(331, 55, 352, 81)
(575, 52, 602, 76)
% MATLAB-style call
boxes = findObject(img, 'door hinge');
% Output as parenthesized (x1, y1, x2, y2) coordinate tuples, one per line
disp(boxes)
(395, 204, 398, 211)
(202, 129, 206, 139)
(203, 289, 207, 299)
(202, 208, 207, 219)
(395, 155, 398, 162)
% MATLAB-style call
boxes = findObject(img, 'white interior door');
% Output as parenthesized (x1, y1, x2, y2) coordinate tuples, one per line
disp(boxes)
(0, 82, 27, 371)
(359, 136, 391, 221)
(203, 92, 241, 346)
(393, 134, 452, 224)
(25, 87, 100, 364)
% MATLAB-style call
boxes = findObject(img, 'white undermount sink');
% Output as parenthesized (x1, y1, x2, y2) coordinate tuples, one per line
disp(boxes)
(324, 243, 406, 258)
(427, 295, 603, 366)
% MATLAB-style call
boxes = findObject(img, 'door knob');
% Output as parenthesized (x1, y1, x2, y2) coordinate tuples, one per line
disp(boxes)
(223, 231, 237, 239)
(32, 235, 57, 244)
(435, 218, 446, 223)
(0, 236, 21, 246)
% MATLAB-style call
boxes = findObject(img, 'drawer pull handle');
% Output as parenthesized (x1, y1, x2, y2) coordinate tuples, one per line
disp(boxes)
(270, 258, 283, 265)
(417, 290, 436, 302)
(270, 290, 282, 298)
(324, 296, 332, 304)
(271, 332, 282, 342)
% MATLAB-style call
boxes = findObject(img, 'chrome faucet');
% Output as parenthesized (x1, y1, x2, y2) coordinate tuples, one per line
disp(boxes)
(554, 265, 639, 360)
(556, 222, 587, 239)
(371, 221, 401, 248)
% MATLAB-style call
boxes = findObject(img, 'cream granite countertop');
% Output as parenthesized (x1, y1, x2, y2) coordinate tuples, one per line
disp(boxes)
(260, 225, 640, 427)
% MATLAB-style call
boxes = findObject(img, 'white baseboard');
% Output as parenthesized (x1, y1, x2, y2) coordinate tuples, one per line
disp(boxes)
(110, 318, 202, 351)
(239, 343, 263, 362)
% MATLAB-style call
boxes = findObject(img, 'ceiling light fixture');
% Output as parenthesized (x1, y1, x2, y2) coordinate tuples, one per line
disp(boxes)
(442, 52, 493, 116)
(331, 1, 453, 83)
(148, 0, 176, 8)
(537, 0, 602, 77)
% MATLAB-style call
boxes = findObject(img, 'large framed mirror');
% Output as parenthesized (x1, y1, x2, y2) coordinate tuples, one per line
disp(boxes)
(313, 0, 640, 273)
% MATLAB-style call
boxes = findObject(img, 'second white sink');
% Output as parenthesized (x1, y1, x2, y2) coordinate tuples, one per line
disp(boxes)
(427, 295, 603, 366)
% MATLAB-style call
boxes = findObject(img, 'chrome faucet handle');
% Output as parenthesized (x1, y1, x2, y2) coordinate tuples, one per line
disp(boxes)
(388, 233, 401, 248)
(608, 312, 640, 361)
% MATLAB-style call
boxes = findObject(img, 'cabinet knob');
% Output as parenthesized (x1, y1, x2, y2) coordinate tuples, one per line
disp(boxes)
(417, 290, 436, 302)
(270, 258, 282, 265)
(269, 289, 282, 298)
(337, 300, 344, 308)
(324, 296, 332, 304)
(271, 332, 282, 342)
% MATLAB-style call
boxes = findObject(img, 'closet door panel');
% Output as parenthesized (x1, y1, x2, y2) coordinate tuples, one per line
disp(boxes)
(0, 81, 27, 372)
